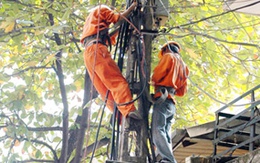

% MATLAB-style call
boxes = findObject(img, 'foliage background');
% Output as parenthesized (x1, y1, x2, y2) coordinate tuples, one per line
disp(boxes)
(0, 0, 259, 162)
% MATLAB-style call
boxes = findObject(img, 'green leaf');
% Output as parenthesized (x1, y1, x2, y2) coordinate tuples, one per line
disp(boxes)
(53, 136, 62, 143)
(35, 150, 42, 158)
(62, 9, 71, 21)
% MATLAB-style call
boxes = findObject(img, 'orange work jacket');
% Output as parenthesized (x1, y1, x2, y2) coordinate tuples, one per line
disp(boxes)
(152, 52, 189, 101)
(80, 5, 120, 45)
(81, 5, 137, 117)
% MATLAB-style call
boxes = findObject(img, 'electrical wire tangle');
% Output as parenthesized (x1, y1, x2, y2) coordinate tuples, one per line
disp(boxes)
(113, 0, 148, 107)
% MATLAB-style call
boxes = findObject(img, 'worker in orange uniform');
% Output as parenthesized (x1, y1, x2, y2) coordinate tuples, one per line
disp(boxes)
(80, 1, 142, 121)
(151, 41, 189, 163)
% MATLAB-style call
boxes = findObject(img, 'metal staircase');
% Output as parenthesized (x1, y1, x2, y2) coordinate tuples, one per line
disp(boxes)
(213, 84, 260, 163)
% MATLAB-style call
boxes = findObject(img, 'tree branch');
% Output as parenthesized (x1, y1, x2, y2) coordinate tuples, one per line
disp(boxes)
(186, 28, 260, 48)
(48, 10, 69, 163)
(69, 31, 81, 53)
(19, 137, 59, 162)
(70, 137, 110, 163)
(16, 159, 55, 163)
(27, 126, 62, 131)
(8, 66, 52, 77)
(168, 1, 260, 31)
(72, 70, 98, 163)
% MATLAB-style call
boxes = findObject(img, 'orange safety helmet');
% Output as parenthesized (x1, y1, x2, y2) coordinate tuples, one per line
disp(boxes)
(158, 41, 181, 58)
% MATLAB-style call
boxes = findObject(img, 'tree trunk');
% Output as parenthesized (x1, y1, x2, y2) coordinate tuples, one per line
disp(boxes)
(70, 70, 98, 163)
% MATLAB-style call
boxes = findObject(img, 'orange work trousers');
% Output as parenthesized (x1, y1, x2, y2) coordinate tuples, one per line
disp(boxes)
(83, 43, 136, 117)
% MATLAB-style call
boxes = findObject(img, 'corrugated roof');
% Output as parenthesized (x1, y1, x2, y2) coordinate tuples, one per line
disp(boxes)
(171, 118, 260, 163)
(224, 0, 260, 16)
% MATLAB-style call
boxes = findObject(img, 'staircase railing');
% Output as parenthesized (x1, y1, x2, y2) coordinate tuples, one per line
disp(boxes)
(213, 84, 260, 163)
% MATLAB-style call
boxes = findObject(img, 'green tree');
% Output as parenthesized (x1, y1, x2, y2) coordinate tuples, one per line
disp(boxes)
(0, 0, 259, 162)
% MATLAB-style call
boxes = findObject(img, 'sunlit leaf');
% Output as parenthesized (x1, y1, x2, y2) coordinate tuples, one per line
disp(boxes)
(14, 140, 20, 147)
(4, 21, 15, 33)
(185, 48, 198, 59)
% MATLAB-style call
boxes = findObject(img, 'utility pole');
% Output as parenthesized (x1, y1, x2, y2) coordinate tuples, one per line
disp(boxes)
(106, 0, 169, 162)
(118, 0, 154, 162)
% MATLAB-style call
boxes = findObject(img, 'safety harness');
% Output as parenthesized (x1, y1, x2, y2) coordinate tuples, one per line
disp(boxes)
(83, 28, 112, 50)
(152, 86, 175, 104)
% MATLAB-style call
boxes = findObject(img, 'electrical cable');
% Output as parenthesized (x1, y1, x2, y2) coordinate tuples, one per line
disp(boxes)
(109, 1, 142, 160)
(114, 1, 148, 107)
(108, 1, 137, 159)
(89, 90, 109, 163)
(109, 103, 118, 160)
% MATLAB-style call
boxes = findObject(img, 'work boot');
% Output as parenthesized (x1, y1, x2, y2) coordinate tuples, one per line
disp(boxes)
(128, 110, 142, 120)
